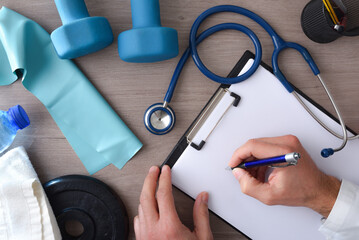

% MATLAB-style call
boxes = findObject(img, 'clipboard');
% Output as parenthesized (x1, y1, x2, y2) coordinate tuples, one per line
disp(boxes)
(162, 51, 359, 240)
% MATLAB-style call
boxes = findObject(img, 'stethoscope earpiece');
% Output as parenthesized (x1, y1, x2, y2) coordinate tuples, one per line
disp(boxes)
(321, 148, 335, 158)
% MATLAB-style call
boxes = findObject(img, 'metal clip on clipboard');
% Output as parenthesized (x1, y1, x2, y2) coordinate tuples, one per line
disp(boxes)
(187, 88, 241, 151)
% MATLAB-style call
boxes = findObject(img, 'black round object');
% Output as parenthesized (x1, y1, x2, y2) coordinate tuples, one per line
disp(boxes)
(44, 175, 129, 240)
(301, 0, 342, 43)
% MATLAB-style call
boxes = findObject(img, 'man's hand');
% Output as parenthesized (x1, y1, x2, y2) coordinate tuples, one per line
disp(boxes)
(228, 135, 341, 218)
(134, 165, 213, 240)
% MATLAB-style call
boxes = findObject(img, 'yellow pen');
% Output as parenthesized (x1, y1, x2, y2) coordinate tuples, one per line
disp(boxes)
(323, 0, 340, 24)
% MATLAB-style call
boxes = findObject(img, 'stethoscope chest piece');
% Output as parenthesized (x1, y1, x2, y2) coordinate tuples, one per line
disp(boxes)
(144, 103, 175, 135)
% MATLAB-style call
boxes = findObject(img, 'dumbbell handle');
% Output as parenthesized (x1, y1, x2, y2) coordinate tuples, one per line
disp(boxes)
(54, 0, 90, 25)
(131, 0, 161, 28)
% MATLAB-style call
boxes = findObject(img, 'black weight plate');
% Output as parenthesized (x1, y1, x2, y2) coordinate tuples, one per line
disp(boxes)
(44, 175, 129, 240)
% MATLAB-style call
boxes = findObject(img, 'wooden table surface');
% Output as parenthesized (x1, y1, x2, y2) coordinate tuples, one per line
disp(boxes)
(1, 0, 359, 239)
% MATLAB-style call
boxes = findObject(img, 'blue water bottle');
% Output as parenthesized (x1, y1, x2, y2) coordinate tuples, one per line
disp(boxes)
(0, 105, 30, 153)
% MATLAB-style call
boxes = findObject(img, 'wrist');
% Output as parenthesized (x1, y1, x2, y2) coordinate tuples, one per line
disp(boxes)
(307, 174, 341, 218)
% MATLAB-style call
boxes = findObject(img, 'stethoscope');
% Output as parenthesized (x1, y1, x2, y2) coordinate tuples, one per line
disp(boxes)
(144, 5, 359, 157)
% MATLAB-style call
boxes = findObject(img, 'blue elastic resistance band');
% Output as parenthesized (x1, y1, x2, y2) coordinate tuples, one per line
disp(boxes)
(0, 7, 143, 174)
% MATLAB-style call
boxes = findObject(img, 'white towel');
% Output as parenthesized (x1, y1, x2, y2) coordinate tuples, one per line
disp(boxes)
(0, 147, 61, 240)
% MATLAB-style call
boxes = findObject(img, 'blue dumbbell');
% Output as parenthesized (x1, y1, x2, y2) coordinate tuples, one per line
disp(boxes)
(118, 0, 179, 63)
(51, 0, 114, 59)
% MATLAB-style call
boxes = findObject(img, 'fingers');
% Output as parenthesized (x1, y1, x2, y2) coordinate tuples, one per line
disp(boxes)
(134, 216, 141, 240)
(138, 204, 145, 226)
(232, 168, 272, 204)
(229, 138, 292, 168)
(157, 165, 178, 220)
(140, 166, 160, 222)
(247, 166, 269, 183)
(228, 136, 295, 204)
(193, 192, 213, 240)
(257, 135, 301, 147)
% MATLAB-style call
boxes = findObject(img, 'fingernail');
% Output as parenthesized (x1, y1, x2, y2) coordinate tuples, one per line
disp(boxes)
(162, 165, 170, 172)
(201, 192, 209, 205)
(149, 166, 158, 173)
(232, 168, 244, 180)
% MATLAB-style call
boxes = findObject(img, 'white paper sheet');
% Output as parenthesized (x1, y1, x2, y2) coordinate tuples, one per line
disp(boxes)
(171, 59, 359, 240)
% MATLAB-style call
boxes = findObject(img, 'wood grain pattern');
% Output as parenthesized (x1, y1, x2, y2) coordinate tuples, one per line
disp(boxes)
(1, 0, 359, 239)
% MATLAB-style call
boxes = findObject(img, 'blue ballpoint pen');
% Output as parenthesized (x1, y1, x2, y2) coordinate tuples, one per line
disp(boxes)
(231, 152, 300, 169)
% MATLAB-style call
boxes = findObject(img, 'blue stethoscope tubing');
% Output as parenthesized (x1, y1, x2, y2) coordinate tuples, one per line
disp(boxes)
(144, 5, 358, 157)
(164, 22, 262, 103)
(166, 5, 319, 102)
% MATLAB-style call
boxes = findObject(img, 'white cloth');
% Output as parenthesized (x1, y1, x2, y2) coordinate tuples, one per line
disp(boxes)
(0, 147, 61, 240)
(319, 179, 359, 239)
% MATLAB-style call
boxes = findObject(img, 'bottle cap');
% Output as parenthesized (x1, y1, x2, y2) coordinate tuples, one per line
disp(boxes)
(8, 105, 30, 130)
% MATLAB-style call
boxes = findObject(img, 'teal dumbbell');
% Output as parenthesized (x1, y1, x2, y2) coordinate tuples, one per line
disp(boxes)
(51, 0, 114, 59)
(118, 0, 179, 63)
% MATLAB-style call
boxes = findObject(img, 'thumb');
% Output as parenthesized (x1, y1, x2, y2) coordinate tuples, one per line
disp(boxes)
(232, 168, 271, 202)
(193, 192, 213, 240)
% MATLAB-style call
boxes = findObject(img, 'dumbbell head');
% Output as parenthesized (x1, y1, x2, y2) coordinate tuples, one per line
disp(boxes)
(51, 0, 114, 59)
(118, 0, 179, 63)
(118, 27, 178, 63)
